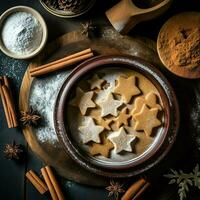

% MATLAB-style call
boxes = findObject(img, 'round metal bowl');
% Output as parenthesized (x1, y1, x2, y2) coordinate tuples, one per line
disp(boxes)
(39, 0, 96, 18)
(54, 55, 179, 178)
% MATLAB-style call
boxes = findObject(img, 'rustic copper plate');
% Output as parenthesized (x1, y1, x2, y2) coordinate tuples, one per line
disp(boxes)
(54, 55, 179, 178)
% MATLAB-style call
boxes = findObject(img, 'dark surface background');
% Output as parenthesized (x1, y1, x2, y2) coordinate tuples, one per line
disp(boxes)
(0, 0, 200, 200)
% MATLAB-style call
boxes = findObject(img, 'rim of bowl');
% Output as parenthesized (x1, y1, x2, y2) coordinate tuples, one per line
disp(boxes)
(0, 6, 48, 59)
(39, 0, 96, 18)
(54, 55, 180, 177)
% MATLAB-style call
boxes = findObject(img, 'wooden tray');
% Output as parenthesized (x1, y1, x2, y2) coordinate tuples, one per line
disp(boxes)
(19, 26, 170, 186)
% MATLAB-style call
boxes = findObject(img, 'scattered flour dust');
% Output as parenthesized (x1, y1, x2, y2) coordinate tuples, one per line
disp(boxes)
(29, 72, 69, 146)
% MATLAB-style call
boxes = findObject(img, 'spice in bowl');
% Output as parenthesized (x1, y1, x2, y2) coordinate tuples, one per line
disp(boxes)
(1, 12, 42, 55)
(157, 12, 200, 79)
(0, 6, 47, 59)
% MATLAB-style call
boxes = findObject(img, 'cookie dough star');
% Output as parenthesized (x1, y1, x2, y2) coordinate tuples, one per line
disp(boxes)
(89, 133, 114, 158)
(114, 75, 141, 103)
(70, 87, 96, 115)
(132, 92, 162, 115)
(97, 93, 123, 117)
(113, 107, 130, 128)
(88, 74, 105, 89)
(108, 127, 136, 153)
(78, 118, 104, 143)
(133, 104, 161, 136)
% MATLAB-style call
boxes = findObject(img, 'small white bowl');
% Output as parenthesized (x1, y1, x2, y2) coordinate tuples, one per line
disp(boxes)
(0, 6, 48, 59)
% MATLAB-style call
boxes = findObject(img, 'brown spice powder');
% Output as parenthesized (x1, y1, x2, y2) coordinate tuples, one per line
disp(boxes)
(157, 12, 200, 78)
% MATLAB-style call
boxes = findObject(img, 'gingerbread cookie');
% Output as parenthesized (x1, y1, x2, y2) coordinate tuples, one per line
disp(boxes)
(114, 75, 140, 103)
(113, 107, 130, 128)
(88, 74, 105, 89)
(133, 104, 161, 136)
(78, 117, 104, 143)
(89, 133, 114, 158)
(132, 92, 162, 115)
(70, 87, 96, 115)
(108, 127, 136, 153)
(97, 93, 123, 117)
(94, 117, 112, 130)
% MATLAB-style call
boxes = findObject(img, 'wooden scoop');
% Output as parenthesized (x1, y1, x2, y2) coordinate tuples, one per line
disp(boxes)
(106, 0, 172, 35)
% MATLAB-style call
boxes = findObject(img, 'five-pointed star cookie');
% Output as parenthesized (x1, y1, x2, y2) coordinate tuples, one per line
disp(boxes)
(95, 118, 112, 130)
(113, 107, 131, 128)
(88, 74, 105, 89)
(114, 75, 140, 103)
(108, 127, 136, 153)
(97, 93, 123, 117)
(70, 87, 96, 115)
(133, 104, 161, 136)
(132, 92, 162, 115)
(89, 133, 114, 158)
(78, 117, 104, 143)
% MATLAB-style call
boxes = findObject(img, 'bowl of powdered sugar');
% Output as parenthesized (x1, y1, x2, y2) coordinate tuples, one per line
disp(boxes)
(0, 6, 47, 59)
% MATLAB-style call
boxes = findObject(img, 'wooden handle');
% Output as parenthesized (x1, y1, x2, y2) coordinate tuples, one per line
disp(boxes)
(106, 0, 172, 34)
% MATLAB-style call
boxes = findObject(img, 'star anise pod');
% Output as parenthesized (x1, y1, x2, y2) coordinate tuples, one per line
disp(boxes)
(20, 107, 41, 126)
(106, 180, 125, 200)
(4, 141, 23, 160)
(81, 21, 96, 38)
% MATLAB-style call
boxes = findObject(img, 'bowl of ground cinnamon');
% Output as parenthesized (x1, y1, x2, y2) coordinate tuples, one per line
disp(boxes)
(157, 12, 200, 79)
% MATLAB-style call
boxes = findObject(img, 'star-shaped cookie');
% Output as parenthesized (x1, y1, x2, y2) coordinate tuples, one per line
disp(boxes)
(89, 133, 114, 158)
(70, 87, 96, 115)
(113, 107, 130, 128)
(78, 117, 104, 143)
(114, 75, 140, 103)
(88, 74, 105, 89)
(97, 93, 123, 117)
(133, 104, 161, 136)
(108, 127, 136, 153)
(132, 92, 162, 115)
(95, 118, 112, 130)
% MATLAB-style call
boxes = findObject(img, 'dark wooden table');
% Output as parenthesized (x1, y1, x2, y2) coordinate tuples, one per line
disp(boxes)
(0, 1, 200, 200)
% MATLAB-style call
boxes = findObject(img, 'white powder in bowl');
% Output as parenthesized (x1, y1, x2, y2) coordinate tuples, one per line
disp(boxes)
(1, 12, 43, 55)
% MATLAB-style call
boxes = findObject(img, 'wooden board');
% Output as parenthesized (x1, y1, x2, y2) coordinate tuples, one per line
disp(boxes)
(19, 26, 162, 186)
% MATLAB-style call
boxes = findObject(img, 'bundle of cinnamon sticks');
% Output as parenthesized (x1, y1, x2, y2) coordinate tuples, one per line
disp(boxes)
(30, 48, 94, 77)
(26, 166, 65, 200)
(41, 166, 65, 200)
(0, 76, 18, 128)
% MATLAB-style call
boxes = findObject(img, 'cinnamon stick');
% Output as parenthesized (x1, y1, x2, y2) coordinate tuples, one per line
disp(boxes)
(26, 170, 48, 194)
(30, 48, 94, 77)
(45, 166, 65, 200)
(41, 166, 64, 200)
(0, 76, 18, 128)
(121, 178, 150, 200)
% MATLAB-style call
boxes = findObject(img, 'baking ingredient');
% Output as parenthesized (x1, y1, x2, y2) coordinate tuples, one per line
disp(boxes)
(157, 12, 200, 78)
(0, 76, 18, 128)
(106, 180, 125, 200)
(1, 12, 42, 55)
(4, 141, 23, 160)
(20, 107, 41, 126)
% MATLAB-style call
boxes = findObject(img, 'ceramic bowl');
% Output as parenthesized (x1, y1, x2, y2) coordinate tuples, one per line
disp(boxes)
(0, 6, 47, 59)
(39, 0, 96, 18)
(54, 55, 179, 178)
